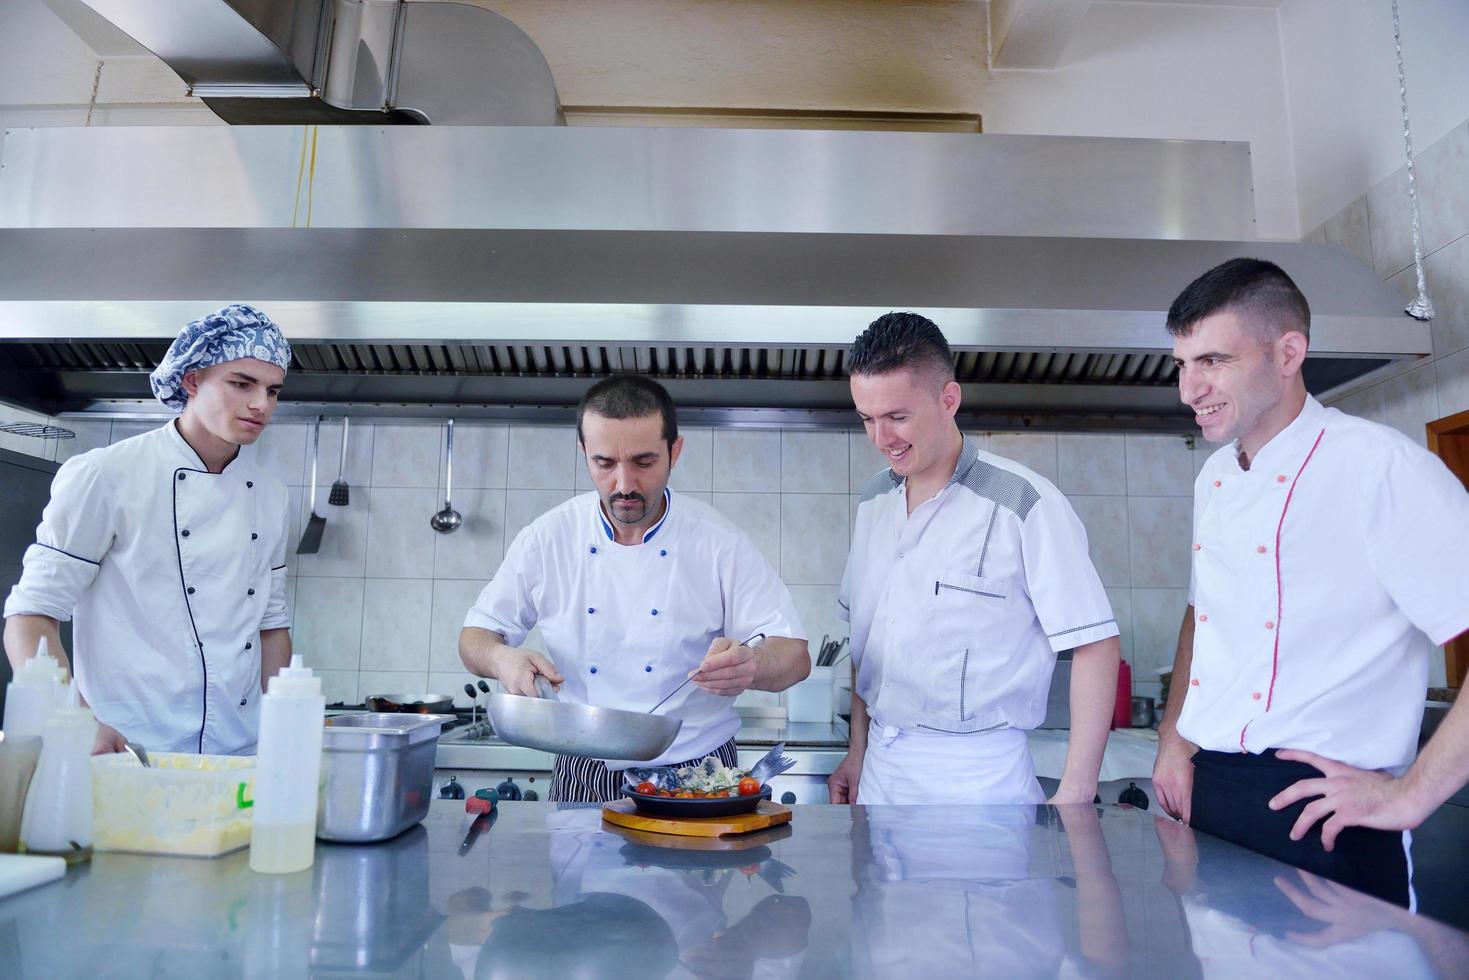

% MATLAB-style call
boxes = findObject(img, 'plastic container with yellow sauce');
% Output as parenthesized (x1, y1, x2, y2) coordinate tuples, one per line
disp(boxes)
(91, 753, 256, 857)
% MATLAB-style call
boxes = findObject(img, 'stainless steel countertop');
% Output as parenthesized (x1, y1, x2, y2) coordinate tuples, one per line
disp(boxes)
(4, 802, 1466, 978)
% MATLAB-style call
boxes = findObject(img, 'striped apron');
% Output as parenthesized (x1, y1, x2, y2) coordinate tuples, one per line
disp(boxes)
(550, 738, 740, 803)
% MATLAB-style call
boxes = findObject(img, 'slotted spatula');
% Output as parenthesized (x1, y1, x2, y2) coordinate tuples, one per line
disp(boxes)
(297, 417, 327, 554)
(328, 416, 350, 506)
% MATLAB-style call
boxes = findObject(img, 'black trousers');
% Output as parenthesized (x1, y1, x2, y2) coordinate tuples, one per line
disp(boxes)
(1190, 749, 1412, 908)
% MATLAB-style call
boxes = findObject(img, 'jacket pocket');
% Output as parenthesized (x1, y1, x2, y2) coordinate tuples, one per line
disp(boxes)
(933, 571, 1008, 600)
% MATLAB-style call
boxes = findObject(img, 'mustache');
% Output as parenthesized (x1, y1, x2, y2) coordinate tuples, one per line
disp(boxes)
(609, 492, 645, 504)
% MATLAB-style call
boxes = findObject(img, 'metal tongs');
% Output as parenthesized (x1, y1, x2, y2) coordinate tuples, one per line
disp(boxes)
(647, 632, 767, 714)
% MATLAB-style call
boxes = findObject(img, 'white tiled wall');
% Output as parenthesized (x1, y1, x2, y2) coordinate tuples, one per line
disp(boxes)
(2, 415, 1204, 703)
(1306, 113, 1469, 688)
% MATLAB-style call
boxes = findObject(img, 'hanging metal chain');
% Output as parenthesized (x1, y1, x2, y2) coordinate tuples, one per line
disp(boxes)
(1392, 0, 1435, 321)
(84, 59, 103, 128)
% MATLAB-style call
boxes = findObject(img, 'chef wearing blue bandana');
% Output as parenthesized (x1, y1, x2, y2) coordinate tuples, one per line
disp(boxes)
(4, 305, 295, 755)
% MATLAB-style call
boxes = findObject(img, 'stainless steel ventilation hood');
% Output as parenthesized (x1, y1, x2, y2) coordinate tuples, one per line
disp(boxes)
(70, 0, 562, 125)
(0, 127, 1431, 432)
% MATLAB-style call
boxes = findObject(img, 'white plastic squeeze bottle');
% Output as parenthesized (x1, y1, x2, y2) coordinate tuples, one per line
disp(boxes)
(3, 636, 69, 737)
(19, 679, 96, 863)
(250, 655, 324, 874)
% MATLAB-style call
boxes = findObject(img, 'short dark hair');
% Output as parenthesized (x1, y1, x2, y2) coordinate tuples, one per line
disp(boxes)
(848, 312, 956, 384)
(1166, 258, 1311, 341)
(576, 375, 678, 448)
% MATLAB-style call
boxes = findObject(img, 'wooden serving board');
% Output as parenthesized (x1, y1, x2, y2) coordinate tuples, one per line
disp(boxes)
(603, 820, 793, 852)
(601, 800, 792, 838)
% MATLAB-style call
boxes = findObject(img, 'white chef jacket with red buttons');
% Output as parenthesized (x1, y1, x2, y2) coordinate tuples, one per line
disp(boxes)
(1178, 395, 1469, 771)
(464, 489, 805, 769)
(841, 437, 1118, 738)
(4, 421, 291, 754)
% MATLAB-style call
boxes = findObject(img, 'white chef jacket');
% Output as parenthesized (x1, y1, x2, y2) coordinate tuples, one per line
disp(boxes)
(464, 489, 804, 768)
(841, 437, 1117, 740)
(1178, 396, 1469, 771)
(4, 421, 291, 754)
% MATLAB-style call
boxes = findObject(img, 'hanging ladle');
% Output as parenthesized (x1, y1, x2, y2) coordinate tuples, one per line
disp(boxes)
(430, 419, 463, 534)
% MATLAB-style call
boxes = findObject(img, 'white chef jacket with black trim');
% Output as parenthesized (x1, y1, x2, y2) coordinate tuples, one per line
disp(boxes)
(1179, 395, 1469, 771)
(464, 488, 805, 769)
(4, 421, 291, 754)
(841, 437, 1118, 736)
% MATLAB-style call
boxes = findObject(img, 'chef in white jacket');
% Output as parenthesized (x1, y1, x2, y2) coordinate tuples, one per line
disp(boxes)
(460, 375, 810, 802)
(3, 305, 295, 755)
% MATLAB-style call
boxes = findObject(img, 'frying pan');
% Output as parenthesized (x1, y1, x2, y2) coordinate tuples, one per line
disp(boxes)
(487, 676, 682, 761)
(365, 693, 455, 714)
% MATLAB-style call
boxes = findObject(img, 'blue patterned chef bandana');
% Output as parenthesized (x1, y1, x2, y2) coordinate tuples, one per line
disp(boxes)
(149, 304, 293, 411)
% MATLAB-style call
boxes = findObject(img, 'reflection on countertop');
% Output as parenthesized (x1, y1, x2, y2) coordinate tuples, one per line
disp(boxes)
(3, 801, 1467, 979)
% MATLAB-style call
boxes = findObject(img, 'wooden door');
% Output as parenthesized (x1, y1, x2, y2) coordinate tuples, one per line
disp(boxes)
(1427, 409, 1469, 687)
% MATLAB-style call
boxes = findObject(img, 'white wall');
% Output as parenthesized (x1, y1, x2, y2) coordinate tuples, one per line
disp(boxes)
(984, 1, 1299, 239)
(1281, 0, 1469, 234)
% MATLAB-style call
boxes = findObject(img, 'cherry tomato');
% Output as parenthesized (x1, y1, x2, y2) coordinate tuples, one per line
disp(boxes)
(674, 790, 694, 798)
(738, 777, 760, 796)
(634, 781, 657, 796)
(657, 789, 673, 797)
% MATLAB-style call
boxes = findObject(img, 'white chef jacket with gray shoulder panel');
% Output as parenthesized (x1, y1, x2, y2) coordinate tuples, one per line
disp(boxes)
(841, 437, 1117, 736)
(464, 489, 805, 769)
(4, 421, 291, 754)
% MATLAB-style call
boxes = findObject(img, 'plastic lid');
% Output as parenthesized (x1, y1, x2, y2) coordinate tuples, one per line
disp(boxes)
(267, 654, 322, 697)
(14, 637, 67, 686)
(46, 680, 95, 728)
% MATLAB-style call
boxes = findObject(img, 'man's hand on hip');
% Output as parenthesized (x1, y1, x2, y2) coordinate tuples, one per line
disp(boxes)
(1268, 748, 1429, 851)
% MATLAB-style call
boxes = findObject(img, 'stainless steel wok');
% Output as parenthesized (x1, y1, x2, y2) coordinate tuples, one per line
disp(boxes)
(486, 676, 682, 760)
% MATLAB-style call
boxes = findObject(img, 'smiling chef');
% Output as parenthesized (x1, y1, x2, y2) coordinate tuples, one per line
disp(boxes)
(3, 305, 294, 755)
(1153, 259, 1469, 909)
(459, 375, 810, 802)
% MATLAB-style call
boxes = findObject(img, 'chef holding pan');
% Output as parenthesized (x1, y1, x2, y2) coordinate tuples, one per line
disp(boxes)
(459, 376, 810, 802)
(3, 305, 294, 755)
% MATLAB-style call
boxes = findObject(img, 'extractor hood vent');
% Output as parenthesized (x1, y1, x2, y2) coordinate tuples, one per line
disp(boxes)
(0, 127, 1429, 432)
(6, 338, 1177, 388)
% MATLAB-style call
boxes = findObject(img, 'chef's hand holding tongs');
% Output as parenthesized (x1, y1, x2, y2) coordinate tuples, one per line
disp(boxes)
(648, 633, 767, 712)
(689, 632, 767, 697)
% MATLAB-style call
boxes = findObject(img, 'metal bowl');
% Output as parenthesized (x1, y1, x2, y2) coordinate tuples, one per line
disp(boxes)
(317, 712, 454, 842)
(486, 689, 682, 761)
